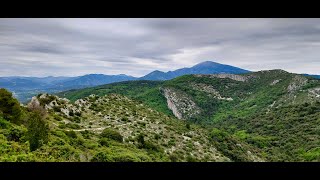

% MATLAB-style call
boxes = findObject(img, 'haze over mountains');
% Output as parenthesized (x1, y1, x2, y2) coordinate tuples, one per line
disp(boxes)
(0, 61, 250, 102)
(140, 61, 250, 80)
(1, 61, 320, 162)
(0, 61, 318, 103)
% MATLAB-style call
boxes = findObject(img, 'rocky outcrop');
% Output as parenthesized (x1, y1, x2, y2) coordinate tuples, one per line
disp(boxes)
(270, 79, 281, 86)
(308, 87, 320, 98)
(193, 74, 253, 82)
(287, 75, 308, 92)
(190, 83, 233, 101)
(27, 96, 41, 110)
(161, 87, 200, 120)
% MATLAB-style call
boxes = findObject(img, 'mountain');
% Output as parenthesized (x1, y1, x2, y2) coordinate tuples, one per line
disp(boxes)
(0, 74, 137, 103)
(303, 74, 320, 79)
(0, 88, 261, 162)
(59, 70, 320, 161)
(140, 61, 250, 80)
(55, 74, 137, 89)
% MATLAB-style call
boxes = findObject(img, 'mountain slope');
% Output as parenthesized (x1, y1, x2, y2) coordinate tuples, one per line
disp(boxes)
(304, 74, 320, 79)
(59, 70, 320, 161)
(0, 89, 263, 162)
(140, 61, 250, 80)
(55, 74, 137, 89)
(0, 74, 137, 103)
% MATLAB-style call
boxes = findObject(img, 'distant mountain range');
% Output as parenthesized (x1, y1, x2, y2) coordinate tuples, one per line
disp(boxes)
(303, 74, 320, 79)
(0, 60, 318, 103)
(0, 74, 137, 103)
(139, 61, 250, 80)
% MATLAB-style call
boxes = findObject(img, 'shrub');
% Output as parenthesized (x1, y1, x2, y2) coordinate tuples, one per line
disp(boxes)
(53, 114, 62, 121)
(169, 153, 179, 162)
(7, 126, 27, 142)
(73, 116, 81, 123)
(90, 151, 112, 162)
(186, 123, 191, 129)
(75, 111, 81, 116)
(121, 117, 129, 122)
(53, 106, 61, 112)
(154, 134, 161, 140)
(65, 123, 81, 129)
(168, 139, 176, 147)
(0, 116, 10, 129)
(69, 110, 74, 116)
(186, 155, 197, 162)
(64, 130, 77, 139)
(99, 138, 110, 147)
(100, 128, 123, 142)
(113, 153, 140, 162)
(26, 110, 49, 151)
(80, 130, 92, 139)
(38, 95, 55, 106)
(0, 88, 22, 124)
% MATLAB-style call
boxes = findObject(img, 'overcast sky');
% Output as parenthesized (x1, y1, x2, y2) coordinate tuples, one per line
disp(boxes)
(0, 18, 319, 77)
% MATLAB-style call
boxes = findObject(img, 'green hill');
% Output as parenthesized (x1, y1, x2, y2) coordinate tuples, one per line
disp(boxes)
(57, 70, 320, 161)
(0, 88, 262, 162)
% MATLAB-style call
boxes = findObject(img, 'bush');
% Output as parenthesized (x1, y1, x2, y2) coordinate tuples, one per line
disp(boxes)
(99, 138, 110, 147)
(112, 153, 140, 162)
(38, 95, 55, 106)
(186, 123, 191, 129)
(73, 116, 81, 123)
(90, 151, 112, 162)
(121, 117, 129, 122)
(69, 110, 74, 116)
(65, 123, 81, 129)
(169, 153, 179, 162)
(154, 134, 161, 140)
(53, 114, 62, 121)
(100, 128, 123, 142)
(0, 116, 10, 129)
(53, 106, 61, 112)
(7, 126, 27, 142)
(80, 130, 92, 139)
(0, 88, 22, 124)
(26, 110, 49, 151)
(186, 155, 197, 162)
(75, 111, 81, 116)
(64, 130, 77, 139)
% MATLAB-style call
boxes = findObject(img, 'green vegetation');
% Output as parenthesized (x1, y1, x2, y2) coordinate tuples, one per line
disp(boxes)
(100, 128, 123, 142)
(0, 88, 23, 124)
(56, 70, 320, 162)
(1, 70, 320, 162)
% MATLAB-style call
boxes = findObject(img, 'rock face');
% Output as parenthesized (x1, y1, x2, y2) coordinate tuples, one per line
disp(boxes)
(28, 93, 80, 117)
(27, 96, 41, 110)
(270, 79, 281, 86)
(309, 87, 320, 98)
(287, 75, 308, 92)
(190, 83, 233, 101)
(193, 73, 253, 82)
(161, 87, 200, 120)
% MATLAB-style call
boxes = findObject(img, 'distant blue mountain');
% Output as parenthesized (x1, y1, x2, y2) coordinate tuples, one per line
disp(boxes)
(303, 74, 320, 79)
(0, 74, 137, 103)
(140, 61, 250, 80)
(0, 61, 250, 103)
(56, 74, 137, 89)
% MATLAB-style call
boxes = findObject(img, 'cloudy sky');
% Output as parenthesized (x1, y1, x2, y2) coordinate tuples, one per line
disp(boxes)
(0, 18, 319, 77)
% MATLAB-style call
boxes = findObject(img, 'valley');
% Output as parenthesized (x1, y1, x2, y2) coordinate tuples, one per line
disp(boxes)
(1, 62, 320, 162)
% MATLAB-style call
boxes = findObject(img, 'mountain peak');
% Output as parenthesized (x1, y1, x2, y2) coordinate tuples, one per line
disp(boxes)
(193, 61, 220, 67)
(140, 61, 250, 80)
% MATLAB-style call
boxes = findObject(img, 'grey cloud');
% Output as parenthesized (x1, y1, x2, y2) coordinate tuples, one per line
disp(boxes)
(0, 18, 320, 77)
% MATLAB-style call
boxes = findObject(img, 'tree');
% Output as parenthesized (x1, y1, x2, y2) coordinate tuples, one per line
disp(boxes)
(0, 88, 22, 124)
(100, 128, 123, 142)
(27, 110, 49, 151)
